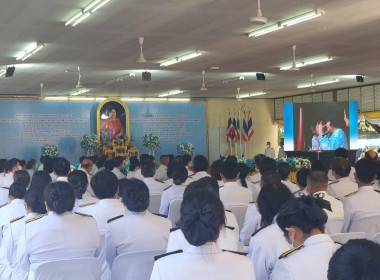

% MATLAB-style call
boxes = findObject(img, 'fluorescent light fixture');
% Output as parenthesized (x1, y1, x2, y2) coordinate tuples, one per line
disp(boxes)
(16, 43, 45, 61)
(248, 9, 325, 38)
(70, 88, 90, 96)
(168, 98, 190, 102)
(160, 51, 202, 67)
(0, 70, 6, 77)
(280, 56, 333, 70)
(121, 97, 144, 101)
(240, 92, 266, 98)
(144, 98, 168, 102)
(297, 79, 339, 89)
(69, 97, 94, 101)
(44, 96, 69, 101)
(66, 0, 112, 27)
(158, 90, 183, 97)
(95, 97, 106, 101)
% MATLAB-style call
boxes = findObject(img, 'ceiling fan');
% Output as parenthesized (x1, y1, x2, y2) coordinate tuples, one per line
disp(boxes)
(250, 0, 267, 24)
(200, 70, 208, 91)
(290, 45, 300, 71)
(136, 37, 147, 63)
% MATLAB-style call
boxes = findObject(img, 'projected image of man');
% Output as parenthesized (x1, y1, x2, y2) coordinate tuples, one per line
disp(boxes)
(316, 114, 348, 150)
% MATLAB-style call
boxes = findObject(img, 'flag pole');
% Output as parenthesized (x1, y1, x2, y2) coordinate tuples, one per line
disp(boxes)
(239, 109, 242, 158)
(228, 109, 232, 156)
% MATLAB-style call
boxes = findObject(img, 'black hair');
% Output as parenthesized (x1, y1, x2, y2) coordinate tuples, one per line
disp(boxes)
(129, 156, 140, 171)
(79, 156, 86, 164)
(24, 187, 47, 214)
(296, 168, 312, 188)
(81, 159, 93, 170)
(96, 155, 107, 169)
(140, 159, 156, 178)
(14, 170, 30, 186)
(188, 177, 220, 196)
(331, 157, 351, 178)
(19, 160, 26, 169)
(261, 172, 281, 185)
(43, 157, 53, 173)
(276, 195, 331, 236)
(44, 181, 75, 214)
(193, 155, 209, 172)
(355, 158, 378, 184)
(88, 156, 98, 164)
(311, 160, 326, 173)
(139, 154, 150, 163)
(113, 157, 124, 168)
(210, 160, 223, 181)
(182, 155, 192, 166)
(160, 155, 170, 165)
(26, 159, 37, 170)
(328, 239, 380, 280)
(221, 160, 238, 180)
(259, 157, 277, 175)
(6, 158, 19, 172)
(226, 155, 238, 164)
(68, 170, 88, 200)
(9, 181, 27, 199)
(307, 171, 328, 190)
(254, 154, 266, 169)
(119, 178, 150, 212)
(104, 159, 114, 170)
(277, 162, 291, 180)
(52, 157, 70, 176)
(172, 165, 188, 185)
(237, 163, 249, 188)
(90, 169, 118, 199)
(30, 171, 52, 191)
(334, 148, 348, 158)
(180, 185, 225, 246)
(258, 182, 293, 227)
(0, 159, 7, 173)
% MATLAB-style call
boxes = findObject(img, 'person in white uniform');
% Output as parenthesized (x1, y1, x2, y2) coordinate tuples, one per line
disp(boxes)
(188, 155, 210, 183)
(150, 182, 255, 280)
(159, 165, 188, 216)
(154, 155, 170, 182)
(295, 168, 311, 196)
(327, 157, 358, 199)
(17, 181, 100, 280)
(182, 155, 194, 177)
(342, 158, 380, 232)
(248, 182, 293, 280)
(271, 196, 336, 280)
(238, 163, 259, 200)
(210, 159, 224, 187)
(52, 157, 71, 182)
(166, 177, 240, 252)
(277, 162, 300, 194)
(247, 154, 266, 184)
(78, 158, 94, 183)
(106, 178, 171, 268)
(219, 160, 253, 207)
(140, 159, 166, 195)
(0, 182, 27, 247)
(328, 239, 380, 280)
(111, 157, 126, 180)
(0, 187, 47, 280)
(126, 156, 140, 179)
(327, 148, 356, 182)
(264, 142, 275, 159)
(68, 170, 98, 212)
(29, 171, 52, 191)
(0, 159, 20, 205)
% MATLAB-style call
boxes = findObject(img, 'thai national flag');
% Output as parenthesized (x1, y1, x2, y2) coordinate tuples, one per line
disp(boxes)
(235, 114, 240, 142)
(243, 111, 248, 142)
(226, 112, 232, 143)
(247, 110, 254, 141)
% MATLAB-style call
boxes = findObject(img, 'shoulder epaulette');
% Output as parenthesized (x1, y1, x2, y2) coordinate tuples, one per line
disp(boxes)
(329, 181, 338, 185)
(344, 191, 358, 198)
(375, 190, 380, 194)
(10, 216, 25, 223)
(74, 212, 93, 217)
(250, 171, 258, 176)
(155, 179, 164, 183)
(253, 180, 261, 184)
(293, 189, 301, 195)
(26, 214, 45, 224)
(225, 225, 235, 231)
(107, 215, 124, 223)
(0, 203, 8, 208)
(164, 185, 172, 191)
(251, 225, 268, 237)
(187, 174, 194, 178)
(219, 185, 224, 188)
(224, 209, 232, 213)
(79, 202, 97, 208)
(279, 244, 304, 259)
(1, 187, 9, 190)
(222, 250, 248, 256)
(170, 227, 180, 233)
(153, 213, 168, 218)
(154, 250, 183, 261)
(249, 200, 257, 204)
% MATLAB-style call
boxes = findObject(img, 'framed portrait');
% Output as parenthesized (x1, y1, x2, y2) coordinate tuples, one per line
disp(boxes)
(96, 98, 130, 143)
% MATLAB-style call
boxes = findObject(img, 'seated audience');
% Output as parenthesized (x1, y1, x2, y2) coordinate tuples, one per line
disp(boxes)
(0, 158, 20, 189)
(68, 170, 98, 211)
(182, 155, 194, 176)
(154, 155, 170, 182)
(277, 162, 300, 193)
(248, 154, 266, 184)
(52, 157, 71, 182)
(327, 148, 355, 182)
(296, 168, 311, 196)
(126, 156, 140, 179)
(141, 160, 166, 194)
(210, 159, 224, 187)
(29, 171, 52, 191)
(13, 170, 30, 187)
(43, 157, 56, 182)
(237, 163, 259, 200)
(327, 157, 358, 199)
(26, 159, 37, 181)
(188, 155, 210, 182)
(111, 157, 126, 180)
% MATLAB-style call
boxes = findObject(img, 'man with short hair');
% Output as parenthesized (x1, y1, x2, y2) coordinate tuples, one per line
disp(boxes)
(182, 155, 194, 177)
(247, 154, 266, 184)
(342, 159, 380, 232)
(264, 141, 275, 158)
(52, 157, 71, 182)
(0, 158, 20, 189)
(154, 155, 170, 182)
(141, 160, 166, 195)
(327, 148, 355, 182)
(327, 157, 358, 199)
(111, 157, 126, 180)
(296, 168, 311, 195)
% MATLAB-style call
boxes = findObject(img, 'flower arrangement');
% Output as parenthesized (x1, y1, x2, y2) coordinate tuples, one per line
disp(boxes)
(80, 134, 100, 151)
(177, 142, 195, 156)
(142, 133, 160, 155)
(277, 157, 311, 171)
(223, 156, 256, 172)
(40, 144, 59, 158)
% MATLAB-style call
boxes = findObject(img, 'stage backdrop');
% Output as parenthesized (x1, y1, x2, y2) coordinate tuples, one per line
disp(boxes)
(0, 101, 206, 163)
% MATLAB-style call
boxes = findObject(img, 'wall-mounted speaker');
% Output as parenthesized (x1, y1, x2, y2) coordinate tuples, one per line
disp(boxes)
(142, 71, 151, 81)
(256, 73, 265, 81)
(5, 66, 15, 77)
(356, 75, 364, 83)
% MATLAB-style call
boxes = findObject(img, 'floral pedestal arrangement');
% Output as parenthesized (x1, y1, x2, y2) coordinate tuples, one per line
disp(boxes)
(142, 133, 160, 156)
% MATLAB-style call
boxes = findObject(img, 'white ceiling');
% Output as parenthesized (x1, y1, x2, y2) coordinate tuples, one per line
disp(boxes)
(0, 0, 380, 99)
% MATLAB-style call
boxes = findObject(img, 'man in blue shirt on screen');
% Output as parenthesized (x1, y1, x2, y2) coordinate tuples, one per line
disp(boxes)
(316, 114, 349, 150)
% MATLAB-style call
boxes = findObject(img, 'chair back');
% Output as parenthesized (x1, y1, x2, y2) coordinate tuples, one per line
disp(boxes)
(373, 232, 380, 244)
(224, 205, 248, 232)
(326, 218, 344, 235)
(111, 249, 166, 280)
(168, 199, 182, 227)
(34, 258, 102, 280)
(330, 232, 366, 244)
(349, 215, 380, 239)
(148, 194, 162, 214)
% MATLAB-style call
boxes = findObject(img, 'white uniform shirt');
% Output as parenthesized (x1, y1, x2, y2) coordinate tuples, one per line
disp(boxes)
(49, 173, 57, 183)
(159, 184, 186, 216)
(152, 243, 255, 280)
(0, 199, 26, 246)
(105, 211, 171, 268)
(281, 180, 300, 194)
(342, 186, 380, 232)
(143, 178, 166, 195)
(219, 182, 252, 207)
(248, 172, 261, 184)
(17, 211, 100, 277)
(313, 191, 344, 220)
(112, 168, 126, 180)
(240, 202, 261, 246)
(188, 171, 210, 183)
(249, 222, 290, 280)
(327, 167, 355, 182)
(154, 165, 168, 182)
(186, 167, 194, 177)
(326, 177, 358, 200)
(78, 167, 92, 184)
(126, 170, 137, 179)
(271, 234, 336, 280)
(0, 173, 13, 189)
(237, 180, 260, 200)
(0, 187, 9, 207)
(373, 180, 380, 192)
(55, 176, 68, 182)
(73, 194, 99, 212)
(265, 147, 275, 158)
(134, 169, 144, 181)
